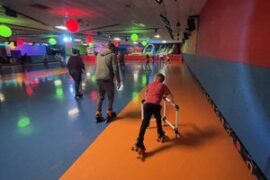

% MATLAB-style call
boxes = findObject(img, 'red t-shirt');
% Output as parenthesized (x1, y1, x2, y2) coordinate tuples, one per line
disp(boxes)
(145, 81, 171, 104)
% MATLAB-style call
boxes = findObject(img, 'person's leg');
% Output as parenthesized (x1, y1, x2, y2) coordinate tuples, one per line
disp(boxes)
(96, 80, 105, 113)
(72, 71, 82, 96)
(136, 103, 153, 148)
(76, 72, 82, 95)
(70, 71, 79, 95)
(153, 104, 165, 137)
(104, 81, 115, 112)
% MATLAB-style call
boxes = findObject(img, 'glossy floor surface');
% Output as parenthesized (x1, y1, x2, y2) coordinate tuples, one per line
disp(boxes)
(0, 61, 162, 180)
(0, 61, 253, 180)
(61, 62, 253, 180)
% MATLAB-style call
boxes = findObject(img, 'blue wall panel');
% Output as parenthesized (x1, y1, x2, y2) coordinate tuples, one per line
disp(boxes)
(184, 54, 270, 178)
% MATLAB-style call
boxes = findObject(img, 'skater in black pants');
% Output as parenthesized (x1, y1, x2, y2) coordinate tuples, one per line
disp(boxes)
(67, 49, 85, 99)
(133, 73, 174, 154)
(95, 42, 121, 123)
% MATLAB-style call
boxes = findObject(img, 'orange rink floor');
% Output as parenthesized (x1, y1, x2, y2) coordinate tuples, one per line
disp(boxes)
(61, 62, 253, 180)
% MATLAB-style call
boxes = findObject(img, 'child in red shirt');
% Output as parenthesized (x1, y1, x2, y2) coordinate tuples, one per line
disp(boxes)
(133, 73, 174, 153)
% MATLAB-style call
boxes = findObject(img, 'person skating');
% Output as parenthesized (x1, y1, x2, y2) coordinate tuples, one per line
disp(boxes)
(95, 42, 121, 123)
(132, 73, 174, 159)
(67, 49, 85, 99)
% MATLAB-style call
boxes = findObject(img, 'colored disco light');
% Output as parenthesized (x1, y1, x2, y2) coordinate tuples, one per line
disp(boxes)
(90, 91, 97, 101)
(48, 38, 57, 45)
(130, 33, 139, 42)
(17, 40, 24, 46)
(142, 75, 147, 86)
(66, 43, 72, 48)
(56, 87, 64, 98)
(141, 40, 148, 46)
(26, 86, 33, 96)
(86, 35, 93, 43)
(91, 75, 96, 83)
(17, 117, 31, 128)
(66, 19, 80, 33)
(132, 92, 139, 102)
(0, 25, 12, 38)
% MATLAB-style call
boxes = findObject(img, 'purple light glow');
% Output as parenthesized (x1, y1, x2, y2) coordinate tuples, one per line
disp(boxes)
(16, 45, 46, 56)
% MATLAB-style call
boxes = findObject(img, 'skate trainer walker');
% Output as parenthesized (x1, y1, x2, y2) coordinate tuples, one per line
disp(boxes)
(141, 97, 181, 138)
(132, 97, 180, 161)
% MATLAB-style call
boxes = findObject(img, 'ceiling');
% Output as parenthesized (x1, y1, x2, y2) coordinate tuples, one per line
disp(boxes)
(0, 0, 207, 44)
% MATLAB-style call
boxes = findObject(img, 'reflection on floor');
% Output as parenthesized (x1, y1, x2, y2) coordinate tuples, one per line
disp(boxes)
(0, 61, 163, 180)
(61, 63, 253, 180)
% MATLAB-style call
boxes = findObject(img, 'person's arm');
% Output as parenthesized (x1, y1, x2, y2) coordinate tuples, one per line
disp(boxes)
(112, 54, 121, 87)
(166, 93, 174, 103)
(163, 85, 174, 103)
(79, 57, 85, 71)
(67, 57, 71, 69)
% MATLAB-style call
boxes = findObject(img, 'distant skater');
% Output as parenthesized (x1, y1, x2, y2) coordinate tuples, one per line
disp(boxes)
(67, 49, 85, 99)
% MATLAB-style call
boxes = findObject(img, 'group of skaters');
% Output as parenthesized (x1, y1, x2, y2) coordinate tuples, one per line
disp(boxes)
(67, 42, 175, 157)
(144, 53, 171, 71)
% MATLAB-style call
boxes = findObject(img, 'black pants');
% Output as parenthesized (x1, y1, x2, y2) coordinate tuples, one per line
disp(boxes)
(137, 103, 165, 145)
(96, 80, 115, 112)
(69, 70, 82, 95)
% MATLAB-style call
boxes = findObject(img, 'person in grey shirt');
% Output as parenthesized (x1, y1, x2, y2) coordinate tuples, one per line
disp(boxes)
(95, 42, 121, 123)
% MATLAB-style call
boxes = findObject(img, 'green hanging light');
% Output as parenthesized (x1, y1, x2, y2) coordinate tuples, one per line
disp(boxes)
(48, 38, 57, 45)
(130, 33, 139, 42)
(0, 25, 12, 38)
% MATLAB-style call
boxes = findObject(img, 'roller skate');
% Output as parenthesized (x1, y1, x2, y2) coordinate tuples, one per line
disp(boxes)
(157, 134, 169, 143)
(106, 110, 116, 123)
(131, 143, 146, 161)
(75, 93, 83, 100)
(96, 111, 105, 123)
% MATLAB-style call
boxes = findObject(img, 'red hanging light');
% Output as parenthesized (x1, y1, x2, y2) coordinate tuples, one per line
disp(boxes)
(86, 35, 93, 43)
(17, 40, 24, 46)
(65, 19, 80, 33)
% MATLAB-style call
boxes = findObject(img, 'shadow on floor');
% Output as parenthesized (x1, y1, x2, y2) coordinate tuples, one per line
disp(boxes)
(145, 123, 221, 159)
